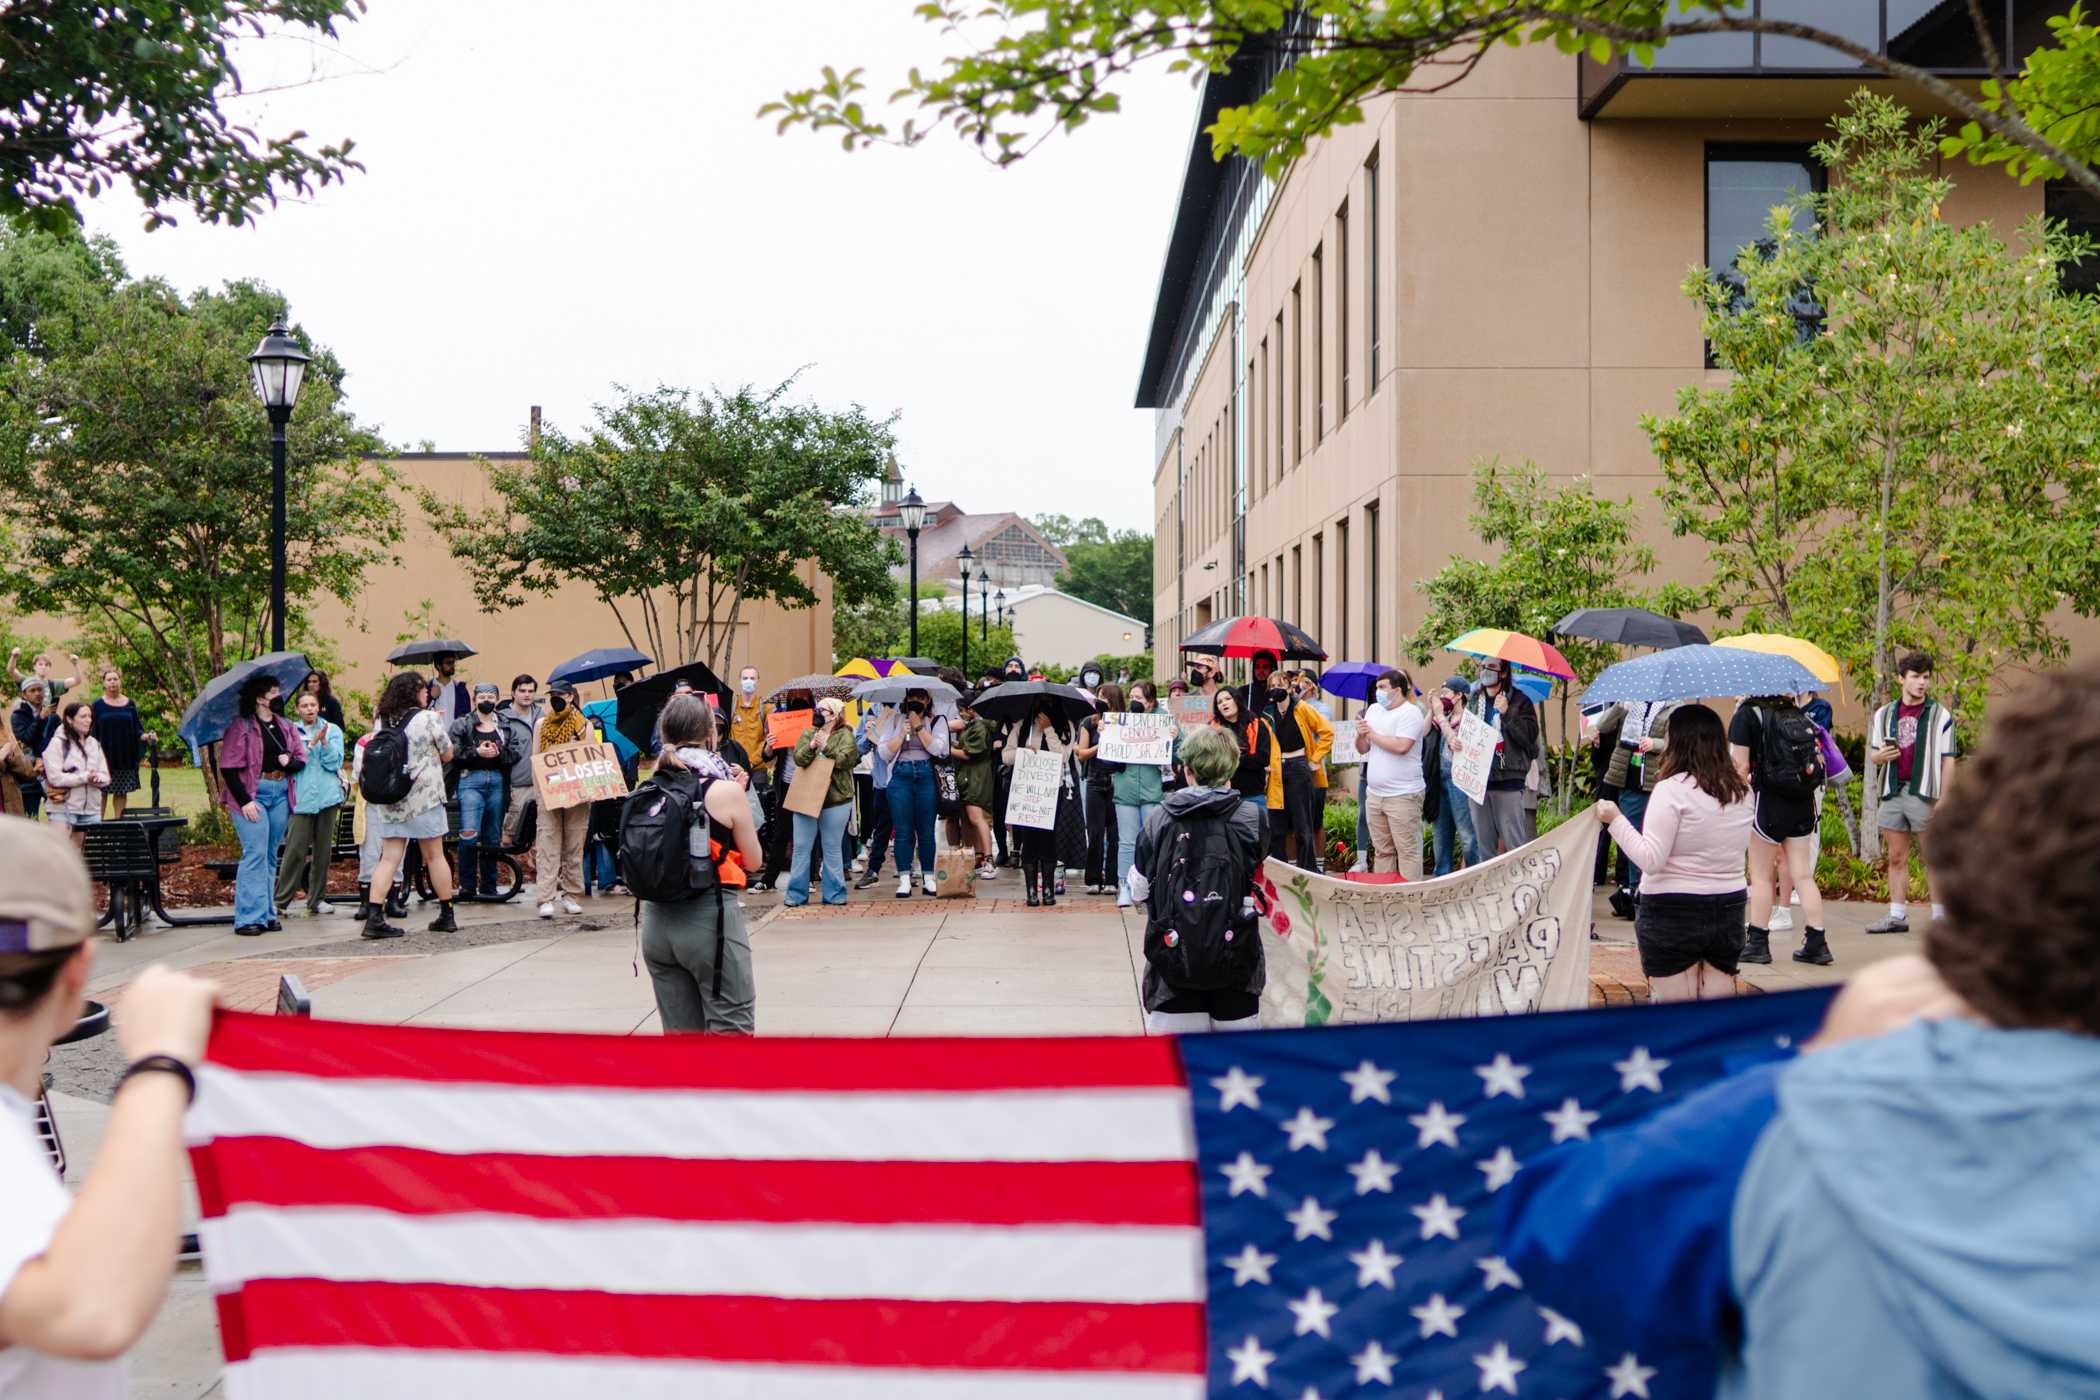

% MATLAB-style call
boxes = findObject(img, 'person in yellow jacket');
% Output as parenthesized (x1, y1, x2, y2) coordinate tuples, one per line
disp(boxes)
(1255, 663, 1325, 872)
(1285, 670, 1336, 870)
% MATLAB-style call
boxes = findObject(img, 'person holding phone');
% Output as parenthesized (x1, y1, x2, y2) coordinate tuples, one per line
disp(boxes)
(788, 697, 860, 907)
(449, 682, 519, 902)
(876, 689, 950, 899)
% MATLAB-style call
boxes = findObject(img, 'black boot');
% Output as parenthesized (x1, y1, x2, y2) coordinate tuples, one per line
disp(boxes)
(455, 850, 478, 902)
(355, 882, 371, 920)
(1041, 862, 1057, 907)
(1741, 925, 1772, 965)
(1792, 926, 1833, 966)
(362, 901, 405, 940)
(1024, 860, 1042, 908)
(385, 884, 409, 919)
(427, 900, 458, 933)
(1608, 887, 1636, 920)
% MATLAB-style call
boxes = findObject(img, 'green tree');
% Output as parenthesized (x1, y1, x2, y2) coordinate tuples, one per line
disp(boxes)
(0, 220, 127, 357)
(831, 580, 1021, 675)
(1646, 92, 2100, 855)
(1407, 458, 1696, 812)
(426, 382, 902, 676)
(767, 1, 2100, 199)
(1, 0, 364, 231)
(1030, 513, 1110, 549)
(1034, 514, 1154, 623)
(0, 276, 398, 737)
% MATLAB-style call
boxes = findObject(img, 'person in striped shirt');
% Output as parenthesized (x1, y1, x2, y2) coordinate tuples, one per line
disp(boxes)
(1866, 653, 1958, 935)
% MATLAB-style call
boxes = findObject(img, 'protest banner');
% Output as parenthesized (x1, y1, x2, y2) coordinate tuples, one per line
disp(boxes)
(1173, 695, 1211, 733)
(1097, 712, 1177, 765)
(1327, 717, 1360, 766)
(531, 741, 630, 812)
(766, 708, 814, 752)
(1255, 812, 1598, 1026)
(1451, 707, 1498, 806)
(1004, 746, 1064, 831)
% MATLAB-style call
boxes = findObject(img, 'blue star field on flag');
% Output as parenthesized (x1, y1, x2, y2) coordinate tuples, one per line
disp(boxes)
(1179, 989, 1837, 1398)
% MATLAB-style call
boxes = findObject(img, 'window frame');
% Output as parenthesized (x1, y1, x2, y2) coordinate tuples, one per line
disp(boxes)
(1703, 141, 1827, 367)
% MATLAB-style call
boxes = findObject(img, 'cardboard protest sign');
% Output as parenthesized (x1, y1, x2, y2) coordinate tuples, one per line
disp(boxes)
(766, 708, 814, 752)
(1004, 747, 1064, 831)
(531, 741, 630, 812)
(1327, 718, 1360, 766)
(1451, 708, 1498, 806)
(1097, 712, 1177, 765)
(1256, 813, 1598, 1026)
(1172, 695, 1212, 733)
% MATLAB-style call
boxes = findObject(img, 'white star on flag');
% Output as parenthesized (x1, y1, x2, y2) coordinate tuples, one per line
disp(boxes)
(1221, 1152, 1272, 1197)
(1287, 1196, 1338, 1241)
(1613, 1046, 1670, 1093)
(1540, 1306, 1585, 1347)
(1410, 1292, 1466, 1339)
(1408, 1100, 1466, 1149)
(1341, 1058, 1396, 1104)
(1288, 1287, 1341, 1338)
(1349, 1239, 1402, 1289)
(1212, 1066, 1263, 1112)
(1352, 1340, 1399, 1386)
(1476, 1145, 1521, 1192)
(1224, 1243, 1275, 1286)
(1282, 1105, 1336, 1152)
(1476, 1255, 1524, 1292)
(1347, 1149, 1400, 1195)
(1606, 1353, 1659, 1398)
(1410, 1193, 1465, 1241)
(1474, 1053, 1532, 1099)
(1474, 1341, 1528, 1395)
(1543, 1097, 1602, 1143)
(1227, 1335, 1276, 1387)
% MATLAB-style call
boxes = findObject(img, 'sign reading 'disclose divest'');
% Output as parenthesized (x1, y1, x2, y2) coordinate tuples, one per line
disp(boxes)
(1097, 713, 1178, 765)
(531, 742, 630, 812)
(1004, 747, 1064, 831)
(1256, 812, 1597, 1027)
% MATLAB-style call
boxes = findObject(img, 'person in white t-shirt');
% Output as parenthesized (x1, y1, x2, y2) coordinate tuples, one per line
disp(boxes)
(0, 817, 218, 1396)
(1354, 669, 1430, 879)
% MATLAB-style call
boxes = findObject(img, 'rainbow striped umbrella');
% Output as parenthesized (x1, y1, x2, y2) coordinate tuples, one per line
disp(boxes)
(1444, 628, 1577, 681)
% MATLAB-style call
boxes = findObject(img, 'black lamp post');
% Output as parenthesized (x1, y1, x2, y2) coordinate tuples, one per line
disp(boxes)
(899, 485, 926, 660)
(247, 322, 311, 653)
(956, 543, 975, 678)
(979, 572, 990, 641)
(994, 588, 1008, 633)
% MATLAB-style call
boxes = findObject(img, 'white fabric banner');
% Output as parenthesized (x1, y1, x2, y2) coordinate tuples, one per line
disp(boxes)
(1097, 713, 1177, 765)
(1004, 748, 1064, 831)
(1451, 708, 1498, 806)
(1255, 812, 1598, 1026)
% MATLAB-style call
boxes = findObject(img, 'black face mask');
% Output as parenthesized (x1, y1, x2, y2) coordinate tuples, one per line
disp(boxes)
(550, 695, 569, 712)
(1130, 699, 1149, 713)
(1189, 666, 1209, 686)
(476, 701, 496, 714)
(1268, 688, 1288, 703)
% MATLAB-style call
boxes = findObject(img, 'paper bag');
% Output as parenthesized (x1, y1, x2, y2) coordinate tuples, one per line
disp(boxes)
(783, 754, 835, 819)
(935, 848, 977, 899)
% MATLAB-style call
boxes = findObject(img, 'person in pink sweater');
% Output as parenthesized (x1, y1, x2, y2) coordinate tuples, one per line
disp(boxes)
(1593, 703, 1752, 1002)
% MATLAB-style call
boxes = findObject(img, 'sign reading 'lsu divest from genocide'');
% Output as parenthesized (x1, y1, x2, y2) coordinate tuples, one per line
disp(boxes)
(1255, 812, 1598, 1026)
(531, 742, 629, 812)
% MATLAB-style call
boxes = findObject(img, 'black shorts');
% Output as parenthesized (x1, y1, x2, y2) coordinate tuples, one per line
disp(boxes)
(1752, 788, 1817, 843)
(1635, 891, 1747, 979)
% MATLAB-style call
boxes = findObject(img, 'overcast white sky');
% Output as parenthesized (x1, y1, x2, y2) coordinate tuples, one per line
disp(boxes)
(80, 1, 1191, 531)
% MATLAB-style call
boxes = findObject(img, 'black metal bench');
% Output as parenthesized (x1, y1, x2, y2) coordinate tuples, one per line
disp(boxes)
(208, 803, 358, 882)
(82, 824, 158, 941)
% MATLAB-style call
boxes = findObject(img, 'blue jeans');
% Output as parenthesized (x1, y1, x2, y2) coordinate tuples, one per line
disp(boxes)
(1431, 775, 1480, 876)
(1356, 765, 1371, 859)
(786, 802, 851, 905)
(1617, 786, 1652, 891)
(887, 760, 938, 877)
(455, 770, 507, 892)
(1115, 801, 1160, 896)
(232, 777, 291, 926)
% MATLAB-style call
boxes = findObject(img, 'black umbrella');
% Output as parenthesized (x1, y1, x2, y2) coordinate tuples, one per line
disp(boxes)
(1549, 608, 1707, 650)
(386, 639, 478, 665)
(176, 651, 312, 750)
(969, 679, 1096, 726)
(614, 661, 732, 752)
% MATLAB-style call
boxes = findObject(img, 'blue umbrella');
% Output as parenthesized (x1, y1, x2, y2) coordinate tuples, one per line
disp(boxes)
(548, 647, 653, 687)
(1317, 661, 1387, 703)
(177, 651, 312, 750)
(1579, 644, 1826, 706)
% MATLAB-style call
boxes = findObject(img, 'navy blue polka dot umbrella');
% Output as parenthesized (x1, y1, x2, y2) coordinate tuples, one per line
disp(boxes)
(1579, 644, 1826, 706)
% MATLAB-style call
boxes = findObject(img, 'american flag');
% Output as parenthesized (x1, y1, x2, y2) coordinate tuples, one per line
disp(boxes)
(186, 992, 1833, 1397)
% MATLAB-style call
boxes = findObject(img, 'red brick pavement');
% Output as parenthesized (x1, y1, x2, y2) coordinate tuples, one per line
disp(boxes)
(98, 956, 413, 1014)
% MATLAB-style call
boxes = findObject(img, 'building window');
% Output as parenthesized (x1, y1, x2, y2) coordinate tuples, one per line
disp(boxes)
(1311, 532, 1324, 646)
(1292, 544, 1303, 625)
(1290, 281, 1304, 464)
(1335, 518, 1350, 658)
(1364, 501, 1380, 658)
(1336, 201, 1350, 423)
(1365, 148, 1381, 389)
(1705, 144, 1824, 363)
(1312, 244, 1325, 444)
(1256, 339, 1269, 491)
(2048, 178, 2100, 297)
(1272, 313, 1285, 488)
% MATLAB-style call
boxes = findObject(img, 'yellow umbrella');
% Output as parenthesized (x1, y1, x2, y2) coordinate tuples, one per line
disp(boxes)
(1714, 634, 1843, 692)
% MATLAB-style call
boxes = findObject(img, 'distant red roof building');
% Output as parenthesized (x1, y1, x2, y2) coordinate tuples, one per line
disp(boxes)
(862, 455, 1068, 589)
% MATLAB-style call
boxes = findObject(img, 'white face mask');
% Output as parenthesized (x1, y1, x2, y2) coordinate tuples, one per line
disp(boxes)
(740, 678, 757, 697)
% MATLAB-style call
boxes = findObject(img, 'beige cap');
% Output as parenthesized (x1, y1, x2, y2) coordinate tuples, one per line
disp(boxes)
(0, 816, 94, 953)
(815, 696, 847, 721)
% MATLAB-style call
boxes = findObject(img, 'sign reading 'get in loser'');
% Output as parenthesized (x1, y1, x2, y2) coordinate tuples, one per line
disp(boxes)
(531, 741, 630, 812)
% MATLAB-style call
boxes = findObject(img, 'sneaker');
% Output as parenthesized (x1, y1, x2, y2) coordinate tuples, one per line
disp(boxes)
(923, 872, 938, 896)
(896, 874, 913, 899)
(1865, 914, 1910, 935)
(1768, 907, 1794, 932)
(1116, 891, 1132, 909)
(1350, 856, 1370, 874)
(854, 869, 882, 890)
(976, 863, 999, 881)
(233, 924, 265, 937)
(537, 901, 555, 919)
(313, 900, 335, 916)
(1789, 890, 1802, 906)
(559, 897, 582, 915)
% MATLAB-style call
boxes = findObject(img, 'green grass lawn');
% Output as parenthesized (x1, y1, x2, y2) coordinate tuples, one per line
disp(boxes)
(132, 765, 211, 820)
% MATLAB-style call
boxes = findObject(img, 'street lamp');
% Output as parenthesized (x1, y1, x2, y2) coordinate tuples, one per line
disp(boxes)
(994, 588, 1008, 633)
(247, 321, 311, 653)
(979, 572, 990, 641)
(956, 543, 975, 678)
(898, 485, 927, 660)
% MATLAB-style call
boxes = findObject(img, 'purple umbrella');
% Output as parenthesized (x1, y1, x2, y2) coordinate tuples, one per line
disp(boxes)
(1317, 661, 1388, 703)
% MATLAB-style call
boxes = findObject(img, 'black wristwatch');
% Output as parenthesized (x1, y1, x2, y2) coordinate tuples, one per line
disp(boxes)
(116, 1054, 197, 1105)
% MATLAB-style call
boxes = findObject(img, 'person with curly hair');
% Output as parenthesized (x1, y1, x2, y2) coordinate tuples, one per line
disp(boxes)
(1506, 664, 2100, 1399)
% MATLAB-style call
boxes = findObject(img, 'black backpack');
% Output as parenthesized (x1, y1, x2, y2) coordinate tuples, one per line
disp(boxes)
(1754, 703, 1826, 796)
(1144, 811, 1261, 992)
(619, 766, 723, 903)
(358, 720, 415, 805)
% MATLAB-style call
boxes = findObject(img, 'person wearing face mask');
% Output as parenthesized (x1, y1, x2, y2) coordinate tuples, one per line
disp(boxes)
(1262, 663, 1325, 872)
(448, 682, 520, 902)
(1073, 664, 1115, 894)
(1420, 677, 1483, 875)
(531, 682, 592, 918)
(1354, 670, 1429, 879)
(1464, 658, 1542, 857)
(1288, 671, 1337, 868)
(728, 667, 770, 786)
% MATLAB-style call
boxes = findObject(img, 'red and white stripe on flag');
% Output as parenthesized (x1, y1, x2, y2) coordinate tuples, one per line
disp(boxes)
(186, 1012, 1206, 1398)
